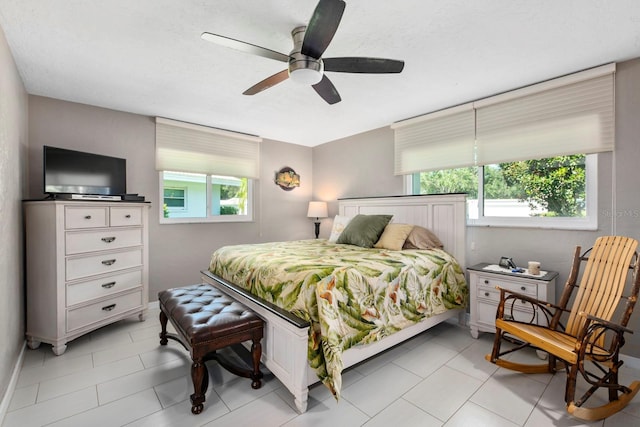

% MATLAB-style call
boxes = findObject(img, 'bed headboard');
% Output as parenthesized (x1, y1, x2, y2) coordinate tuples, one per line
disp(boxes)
(338, 194, 467, 267)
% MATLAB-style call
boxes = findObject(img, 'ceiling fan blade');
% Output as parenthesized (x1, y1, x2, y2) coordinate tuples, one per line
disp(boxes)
(201, 32, 289, 63)
(323, 57, 405, 73)
(301, 0, 346, 59)
(243, 69, 290, 95)
(312, 75, 341, 104)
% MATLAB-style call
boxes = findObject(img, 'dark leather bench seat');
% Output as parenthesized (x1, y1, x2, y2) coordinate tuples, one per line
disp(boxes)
(158, 283, 264, 414)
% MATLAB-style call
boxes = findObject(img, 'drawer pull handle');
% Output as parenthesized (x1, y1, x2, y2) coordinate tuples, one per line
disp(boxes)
(102, 304, 116, 312)
(84, 215, 92, 220)
(101, 237, 116, 243)
(125, 214, 131, 218)
(484, 292, 490, 297)
(101, 259, 116, 266)
(101, 282, 116, 289)
(484, 280, 489, 284)
(521, 286, 526, 291)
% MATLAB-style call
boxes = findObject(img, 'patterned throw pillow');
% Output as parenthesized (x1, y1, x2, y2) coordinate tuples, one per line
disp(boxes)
(328, 215, 352, 242)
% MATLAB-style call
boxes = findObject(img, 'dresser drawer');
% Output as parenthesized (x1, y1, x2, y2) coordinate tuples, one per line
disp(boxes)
(475, 275, 537, 297)
(110, 206, 143, 227)
(66, 228, 142, 255)
(66, 248, 143, 281)
(67, 290, 143, 332)
(67, 270, 143, 306)
(65, 206, 108, 229)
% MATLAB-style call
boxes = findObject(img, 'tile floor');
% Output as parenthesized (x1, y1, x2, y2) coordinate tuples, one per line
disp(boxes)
(3, 307, 640, 426)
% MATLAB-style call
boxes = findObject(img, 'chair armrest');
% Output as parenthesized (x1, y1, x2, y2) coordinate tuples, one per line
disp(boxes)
(496, 287, 560, 325)
(578, 311, 634, 335)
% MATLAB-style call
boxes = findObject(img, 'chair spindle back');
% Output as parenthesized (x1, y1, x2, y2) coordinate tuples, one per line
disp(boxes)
(565, 236, 638, 338)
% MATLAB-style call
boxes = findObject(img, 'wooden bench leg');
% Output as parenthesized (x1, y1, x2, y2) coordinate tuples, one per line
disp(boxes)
(190, 358, 209, 415)
(251, 337, 263, 389)
(159, 310, 168, 345)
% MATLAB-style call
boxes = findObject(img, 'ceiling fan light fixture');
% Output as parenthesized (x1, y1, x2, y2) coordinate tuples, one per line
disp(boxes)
(289, 67, 323, 85)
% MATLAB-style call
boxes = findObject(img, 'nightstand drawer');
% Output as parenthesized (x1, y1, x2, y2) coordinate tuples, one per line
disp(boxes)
(67, 290, 143, 332)
(477, 284, 537, 303)
(477, 285, 537, 310)
(65, 207, 108, 229)
(67, 270, 143, 306)
(476, 275, 537, 297)
(477, 300, 537, 327)
(65, 228, 142, 254)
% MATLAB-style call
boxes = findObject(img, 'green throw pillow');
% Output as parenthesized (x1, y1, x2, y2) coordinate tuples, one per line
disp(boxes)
(336, 214, 393, 248)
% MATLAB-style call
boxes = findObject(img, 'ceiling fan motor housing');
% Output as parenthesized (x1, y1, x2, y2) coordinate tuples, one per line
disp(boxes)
(288, 26, 324, 84)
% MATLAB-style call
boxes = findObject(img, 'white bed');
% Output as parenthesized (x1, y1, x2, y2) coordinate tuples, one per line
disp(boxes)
(201, 194, 467, 413)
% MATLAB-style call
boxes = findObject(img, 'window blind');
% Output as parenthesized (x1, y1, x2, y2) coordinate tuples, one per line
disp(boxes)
(391, 63, 615, 173)
(391, 103, 475, 175)
(155, 117, 261, 179)
(475, 65, 615, 165)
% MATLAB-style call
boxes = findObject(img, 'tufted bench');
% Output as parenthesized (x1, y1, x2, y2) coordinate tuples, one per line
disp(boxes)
(158, 284, 264, 414)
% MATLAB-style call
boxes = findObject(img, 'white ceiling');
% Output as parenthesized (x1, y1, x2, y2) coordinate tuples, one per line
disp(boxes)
(1, 0, 639, 147)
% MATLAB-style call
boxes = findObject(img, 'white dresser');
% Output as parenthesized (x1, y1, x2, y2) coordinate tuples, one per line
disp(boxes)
(467, 263, 558, 339)
(24, 200, 150, 355)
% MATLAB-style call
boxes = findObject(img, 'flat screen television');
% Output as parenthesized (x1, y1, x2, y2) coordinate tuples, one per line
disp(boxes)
(43, 146, 127, 196)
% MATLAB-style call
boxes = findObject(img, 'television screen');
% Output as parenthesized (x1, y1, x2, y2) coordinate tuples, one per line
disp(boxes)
(43, 146, 127, 196)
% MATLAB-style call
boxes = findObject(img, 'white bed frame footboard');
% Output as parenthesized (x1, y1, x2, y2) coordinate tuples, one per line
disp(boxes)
(202, 194, 467, 413)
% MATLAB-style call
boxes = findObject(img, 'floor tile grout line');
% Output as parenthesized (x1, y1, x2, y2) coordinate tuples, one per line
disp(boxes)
(444, 355, 515, 425)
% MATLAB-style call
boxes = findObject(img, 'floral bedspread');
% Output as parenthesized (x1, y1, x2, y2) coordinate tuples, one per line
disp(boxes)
(208, 239, 468, 398)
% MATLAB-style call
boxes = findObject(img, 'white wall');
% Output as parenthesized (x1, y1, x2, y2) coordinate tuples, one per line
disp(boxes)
(0, 23, 28, 411)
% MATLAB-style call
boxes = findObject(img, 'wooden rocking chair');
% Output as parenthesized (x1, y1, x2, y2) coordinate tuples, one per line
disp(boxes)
(486, 235, 640, 420)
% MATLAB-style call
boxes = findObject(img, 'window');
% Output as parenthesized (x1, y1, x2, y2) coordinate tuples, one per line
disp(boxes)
(396, 65, 613, 230)
(163, 187, 186, 210)
(410, 154, 597, 229)
(155, 117, 260, 224)
(160, 172, 253, 223)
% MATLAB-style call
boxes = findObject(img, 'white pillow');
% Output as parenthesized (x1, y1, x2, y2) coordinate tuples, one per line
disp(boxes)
(328, 215, 352, 242)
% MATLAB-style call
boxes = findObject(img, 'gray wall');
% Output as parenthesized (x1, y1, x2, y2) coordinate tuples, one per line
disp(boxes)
(0, 24, 28, 408)
(312, 126, 404, 236)
(27, 96, 314, 302)
(312, 59, 640, 358)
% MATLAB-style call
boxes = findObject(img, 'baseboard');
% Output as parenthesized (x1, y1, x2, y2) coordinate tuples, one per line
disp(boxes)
(0, 342, 26, 425)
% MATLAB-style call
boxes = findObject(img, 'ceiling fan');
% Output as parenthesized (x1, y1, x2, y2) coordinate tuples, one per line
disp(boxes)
(201, 0, 405, 105)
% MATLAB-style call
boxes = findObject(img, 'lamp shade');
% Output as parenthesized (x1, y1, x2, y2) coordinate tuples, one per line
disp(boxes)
(307, 201, 328, 219)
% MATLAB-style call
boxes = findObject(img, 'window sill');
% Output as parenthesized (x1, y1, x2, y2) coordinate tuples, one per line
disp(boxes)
(160, 216, 253, 225)
(467, 217, 597, 230)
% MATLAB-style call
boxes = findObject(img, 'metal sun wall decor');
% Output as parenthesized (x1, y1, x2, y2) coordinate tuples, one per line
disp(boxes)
(275, 166, 300, 191)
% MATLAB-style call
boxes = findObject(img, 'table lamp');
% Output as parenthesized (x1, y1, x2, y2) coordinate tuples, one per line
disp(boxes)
(307, 201, 328, 239)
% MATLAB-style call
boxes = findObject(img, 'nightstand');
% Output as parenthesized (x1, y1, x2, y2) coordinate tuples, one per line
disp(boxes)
(467, 262, 558, 339)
